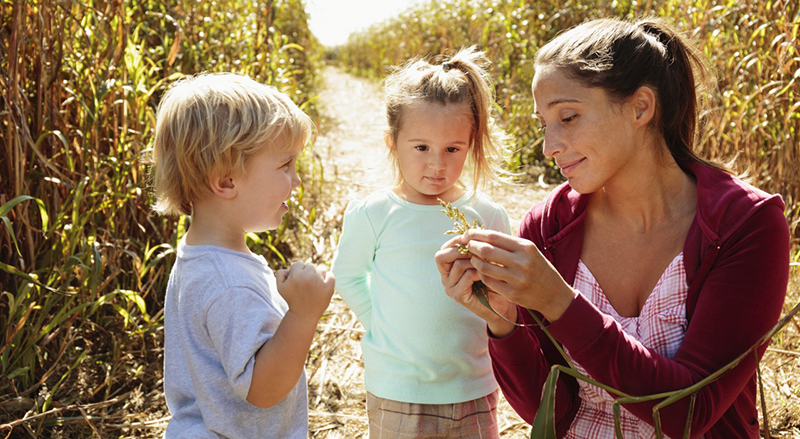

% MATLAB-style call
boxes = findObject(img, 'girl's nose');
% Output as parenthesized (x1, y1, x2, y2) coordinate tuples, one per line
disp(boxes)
(428, 153, 445, 169)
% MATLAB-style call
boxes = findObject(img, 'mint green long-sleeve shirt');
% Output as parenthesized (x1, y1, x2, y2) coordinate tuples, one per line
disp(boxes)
(331, 189, 510, 404)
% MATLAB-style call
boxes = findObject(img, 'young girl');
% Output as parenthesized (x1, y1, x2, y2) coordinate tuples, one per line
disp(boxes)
(331, 47, 511, 437)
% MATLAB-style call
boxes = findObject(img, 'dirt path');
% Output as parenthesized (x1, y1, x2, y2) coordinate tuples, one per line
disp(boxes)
(310, 66, 552, 438)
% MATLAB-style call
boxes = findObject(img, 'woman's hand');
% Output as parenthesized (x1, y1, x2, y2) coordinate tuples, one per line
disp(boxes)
(462, 229, 577, 322)
(435, 235, 518, 337)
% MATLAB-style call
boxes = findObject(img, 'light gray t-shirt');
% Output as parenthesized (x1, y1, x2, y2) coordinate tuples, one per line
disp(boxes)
(163, 238, 307, 438)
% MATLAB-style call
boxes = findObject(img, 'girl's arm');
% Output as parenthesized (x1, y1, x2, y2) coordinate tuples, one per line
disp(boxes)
(331, 200, 377, 330)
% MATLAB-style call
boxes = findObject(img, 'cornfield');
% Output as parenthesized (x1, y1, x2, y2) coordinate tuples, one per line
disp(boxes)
(1, 0, 798, 437)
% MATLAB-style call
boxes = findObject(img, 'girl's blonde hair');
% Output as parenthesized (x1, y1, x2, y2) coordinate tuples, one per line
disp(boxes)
(151, 72, 314, 216)
(384, 47, 510, 190)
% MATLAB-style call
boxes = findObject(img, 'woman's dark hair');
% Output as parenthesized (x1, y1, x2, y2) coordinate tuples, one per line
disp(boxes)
(535, 17, 727, 172)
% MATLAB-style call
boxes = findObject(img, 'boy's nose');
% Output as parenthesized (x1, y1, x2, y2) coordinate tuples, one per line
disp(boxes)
(291, 169, 302, 188)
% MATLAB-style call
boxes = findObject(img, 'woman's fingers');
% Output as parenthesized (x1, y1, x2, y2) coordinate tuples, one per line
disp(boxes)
(464, 229, 525, 251)
(435, 243, 470, 277)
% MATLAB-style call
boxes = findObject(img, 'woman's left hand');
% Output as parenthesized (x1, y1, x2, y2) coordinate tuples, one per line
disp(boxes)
(462, 229, 577, 322)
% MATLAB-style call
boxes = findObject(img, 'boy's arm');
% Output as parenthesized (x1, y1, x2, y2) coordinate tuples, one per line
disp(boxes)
(331, 200, 377, 329)
(246, 261, 334, 408)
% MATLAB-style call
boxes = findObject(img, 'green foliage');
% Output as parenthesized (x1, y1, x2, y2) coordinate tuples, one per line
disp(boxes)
(0, 0, 322, 435)
(336, 0, 800, 246)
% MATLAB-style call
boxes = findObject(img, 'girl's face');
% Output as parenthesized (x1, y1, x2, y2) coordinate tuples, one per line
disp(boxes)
(390, 102, 472, 205)
(532, 64, 644, 194)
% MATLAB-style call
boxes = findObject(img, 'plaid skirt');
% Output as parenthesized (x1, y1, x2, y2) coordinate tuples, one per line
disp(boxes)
(366, 389, 499, 438)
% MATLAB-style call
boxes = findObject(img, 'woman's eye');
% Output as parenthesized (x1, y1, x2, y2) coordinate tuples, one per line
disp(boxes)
(562, 114, 578, 123)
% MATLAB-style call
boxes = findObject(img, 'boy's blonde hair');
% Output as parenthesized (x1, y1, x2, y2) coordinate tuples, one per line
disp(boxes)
(152, 72, 314, 216)
(384, 47, 511, 190)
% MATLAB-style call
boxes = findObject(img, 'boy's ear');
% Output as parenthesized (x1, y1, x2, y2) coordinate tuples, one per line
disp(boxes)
(631, 86, 656, 127)
(207, 171, 237, 199)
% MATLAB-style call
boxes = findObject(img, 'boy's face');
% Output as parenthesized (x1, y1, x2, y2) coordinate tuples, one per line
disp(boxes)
(234, 136, 302, 232)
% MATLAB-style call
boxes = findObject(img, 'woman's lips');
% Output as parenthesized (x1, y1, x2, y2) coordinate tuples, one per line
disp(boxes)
(559, 158, 584, 177)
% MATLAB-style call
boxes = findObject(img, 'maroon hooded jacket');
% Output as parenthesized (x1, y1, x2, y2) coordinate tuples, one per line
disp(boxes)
(489, 161, 790, 438)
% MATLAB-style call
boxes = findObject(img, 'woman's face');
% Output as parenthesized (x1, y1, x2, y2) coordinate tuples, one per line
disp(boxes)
(532, 65, 645, 194)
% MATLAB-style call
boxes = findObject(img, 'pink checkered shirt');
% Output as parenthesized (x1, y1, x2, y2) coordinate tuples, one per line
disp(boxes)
(564, 253, 688, 439)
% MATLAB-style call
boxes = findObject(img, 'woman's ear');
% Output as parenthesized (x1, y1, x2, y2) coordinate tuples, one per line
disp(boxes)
(208, 171, 237, 199)
(631, 85, 657, 127)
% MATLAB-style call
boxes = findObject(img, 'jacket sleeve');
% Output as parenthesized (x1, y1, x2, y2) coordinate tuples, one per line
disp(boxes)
(548, 203, 790, 438)
(331, 200, 377, 331)
(487, 204, 581, 436)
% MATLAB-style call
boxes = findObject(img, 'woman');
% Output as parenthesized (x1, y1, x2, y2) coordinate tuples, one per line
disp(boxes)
(435, 17, 790, 438)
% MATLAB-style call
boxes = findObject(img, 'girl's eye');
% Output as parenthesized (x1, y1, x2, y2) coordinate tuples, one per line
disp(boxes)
(415, 145, 428, 152)
(445, 146, 460, 153)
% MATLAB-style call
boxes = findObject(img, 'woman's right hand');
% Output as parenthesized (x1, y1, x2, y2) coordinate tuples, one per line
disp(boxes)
(435, 235, 518, 337)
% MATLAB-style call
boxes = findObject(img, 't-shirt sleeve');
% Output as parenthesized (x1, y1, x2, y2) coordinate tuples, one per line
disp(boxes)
(331, 199, 377, 330)
(205, 287, 285, 401)
(486, 201, 511, 235)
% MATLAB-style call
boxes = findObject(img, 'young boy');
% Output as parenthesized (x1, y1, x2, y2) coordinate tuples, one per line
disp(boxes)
(151, 72, 334, 438)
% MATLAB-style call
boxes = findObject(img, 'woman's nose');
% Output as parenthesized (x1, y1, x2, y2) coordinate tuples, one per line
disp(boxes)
(542, 131, 563, 158)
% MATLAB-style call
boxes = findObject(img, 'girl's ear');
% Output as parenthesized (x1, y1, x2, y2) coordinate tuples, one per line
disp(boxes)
(208, 171, 237, 199)
(384, 133, 396, 152)
(631, 85, 656, 127)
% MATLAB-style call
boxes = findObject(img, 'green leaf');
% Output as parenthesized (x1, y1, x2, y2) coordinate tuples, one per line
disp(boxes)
(0, 261, 56, 292)
(530, 365, 560, 439)
(6, 367, 30, 380)
(2, 216, 22, 256)
(0, 195, 48, 231)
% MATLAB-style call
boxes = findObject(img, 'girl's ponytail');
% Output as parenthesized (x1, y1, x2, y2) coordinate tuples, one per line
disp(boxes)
(441, 48, 510, 189)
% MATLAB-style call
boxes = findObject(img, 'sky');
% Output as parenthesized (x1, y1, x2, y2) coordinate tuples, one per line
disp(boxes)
(306, 0, 421, 47)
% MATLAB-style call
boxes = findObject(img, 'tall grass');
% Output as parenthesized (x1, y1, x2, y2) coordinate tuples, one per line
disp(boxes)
(335, 0, 800, 247)
(1, 0, 323, 436)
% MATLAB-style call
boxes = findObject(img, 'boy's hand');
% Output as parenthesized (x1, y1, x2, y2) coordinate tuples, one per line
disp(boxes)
(275, 261, 335, 320)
